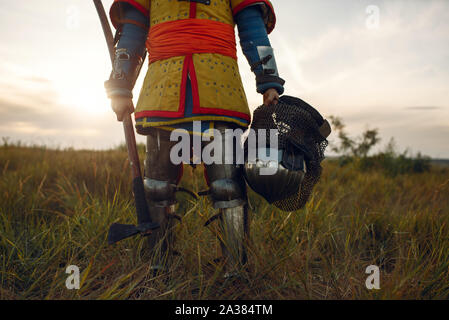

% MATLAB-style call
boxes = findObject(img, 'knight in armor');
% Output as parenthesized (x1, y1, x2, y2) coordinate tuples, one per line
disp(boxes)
(105, 0, 285, 274)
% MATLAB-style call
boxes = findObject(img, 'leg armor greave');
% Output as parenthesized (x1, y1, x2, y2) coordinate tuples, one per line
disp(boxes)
(143, 130, 183, 265)
(219, 205, 249, 269)
(205, 162, 249, 270)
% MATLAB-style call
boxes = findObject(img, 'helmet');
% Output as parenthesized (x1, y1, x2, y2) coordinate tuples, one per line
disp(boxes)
(244, 95, 331, 211)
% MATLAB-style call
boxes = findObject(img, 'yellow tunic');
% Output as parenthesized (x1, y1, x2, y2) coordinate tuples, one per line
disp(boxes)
(110, 0, 276, 130)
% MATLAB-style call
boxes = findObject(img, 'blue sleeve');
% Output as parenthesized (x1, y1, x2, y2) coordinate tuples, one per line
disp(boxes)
(235, 6, 284, 95)
(115, 6, 148, 78)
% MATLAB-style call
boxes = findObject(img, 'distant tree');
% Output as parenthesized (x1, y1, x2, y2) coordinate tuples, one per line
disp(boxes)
(329, 116, 380, 158)
(328, 116, 430, 175)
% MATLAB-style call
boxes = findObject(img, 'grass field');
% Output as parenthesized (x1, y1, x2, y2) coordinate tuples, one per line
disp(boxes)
(1, 144, 448, 300)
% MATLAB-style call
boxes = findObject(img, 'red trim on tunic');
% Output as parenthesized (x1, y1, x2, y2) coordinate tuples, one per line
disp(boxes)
(179, 56, 190, 116)
(188, 56, 201, 110)
(189, 1, 197, 19)
(193, 106, 251, 122)
(232, 0, 276, 34)
(135, 108, 251, 122)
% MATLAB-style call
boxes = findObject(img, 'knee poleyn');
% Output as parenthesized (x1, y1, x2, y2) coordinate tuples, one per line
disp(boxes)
(144, 178, 177, 205)
(210, 179, 246, 209)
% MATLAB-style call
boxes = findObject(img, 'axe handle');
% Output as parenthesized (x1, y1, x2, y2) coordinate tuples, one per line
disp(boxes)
(93, 0, 115, 63)
(124, 116, 153, 226)
(93, 0, 153, 226)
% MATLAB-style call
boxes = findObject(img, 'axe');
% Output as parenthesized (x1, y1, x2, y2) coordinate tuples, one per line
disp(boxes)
(93, 0, 159, 244)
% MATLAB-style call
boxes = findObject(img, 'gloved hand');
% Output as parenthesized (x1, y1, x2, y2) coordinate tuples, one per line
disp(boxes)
(111, 96, 134, 121)
(111, 96, 135, 122)
(263, 88, 279, 106)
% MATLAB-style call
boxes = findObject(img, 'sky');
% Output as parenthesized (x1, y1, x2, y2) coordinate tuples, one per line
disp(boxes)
(0, 0, 448, 157)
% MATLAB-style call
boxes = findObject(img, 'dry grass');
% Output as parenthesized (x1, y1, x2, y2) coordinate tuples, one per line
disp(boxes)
(1, 144, 448, 300)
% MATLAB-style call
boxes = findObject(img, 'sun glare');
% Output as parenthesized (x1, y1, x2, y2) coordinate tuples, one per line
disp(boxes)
(55, 79, 110, 116)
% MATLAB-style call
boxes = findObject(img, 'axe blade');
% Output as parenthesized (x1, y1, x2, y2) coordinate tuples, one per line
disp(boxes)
(107, 223, 139, 245)
(107, 222, 160, 245)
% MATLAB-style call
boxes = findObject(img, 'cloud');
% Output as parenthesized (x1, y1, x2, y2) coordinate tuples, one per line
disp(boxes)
(276, 2, 449, 108)
(328, 106, 449, 158)
(0, 89, 131, 150)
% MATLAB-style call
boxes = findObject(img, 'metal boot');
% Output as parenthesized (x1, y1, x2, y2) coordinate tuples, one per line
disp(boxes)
(145, 203, 177, 269)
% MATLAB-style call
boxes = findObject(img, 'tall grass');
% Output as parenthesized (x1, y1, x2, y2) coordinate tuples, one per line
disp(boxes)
(1, 144, 448, 299)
